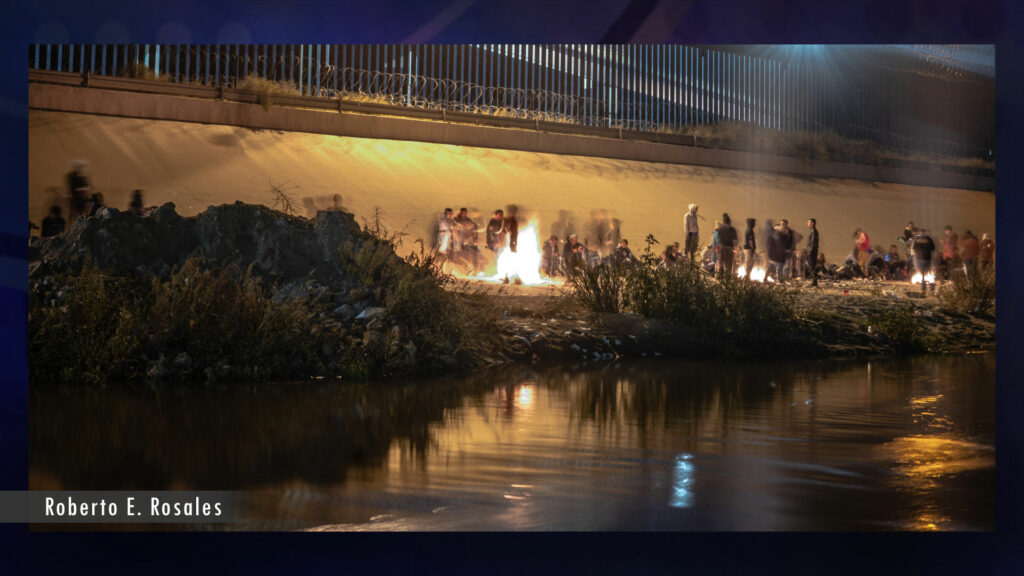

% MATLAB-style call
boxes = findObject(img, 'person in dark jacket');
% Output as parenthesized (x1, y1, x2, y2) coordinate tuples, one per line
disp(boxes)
(486, 209, 506, 252)
(767, 224, 789, 282)
(743, 218, 757, 280)
(129, 189, 148, 217)
(563, 234, 585, 273)
(41, 205, 66, 238)
(615, 239, 638, 267)
(542, 235, 561, 276)
(912, 228, 936, 294)
(504, 205, 519, 253)
(66, 161, 90, 222)
(716, 213, 738, 278)
(806, 218, 819, 286)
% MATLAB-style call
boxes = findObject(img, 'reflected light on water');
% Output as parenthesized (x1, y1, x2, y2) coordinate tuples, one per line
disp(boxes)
(670, 454, 694, 509)
(517, 385, 534, 408)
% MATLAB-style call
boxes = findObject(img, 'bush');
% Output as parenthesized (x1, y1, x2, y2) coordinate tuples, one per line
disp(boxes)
(236, 74, 302, 109)
(339, 211, 502, 374)
(868, 303, 937, 353)
(29, 258, 327, 384)
(936, 265, 996, 316)
(568, 235, 797, 345)
(566, 261, 626, 313)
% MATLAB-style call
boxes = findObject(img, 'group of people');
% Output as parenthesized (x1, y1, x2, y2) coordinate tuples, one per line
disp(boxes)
(435, 206, 525, 273)
(36, 163, 152, 238)
(437, 199, 996, 289)
(691, 207, 821, 286)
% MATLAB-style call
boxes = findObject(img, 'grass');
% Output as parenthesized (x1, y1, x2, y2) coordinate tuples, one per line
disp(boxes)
(338, 208, 503, 376)
(29, 258, 327, 384)
(937, 265, 996, 316)
(236, 74, 302, 109)
(568, 235, 798, 346)
(868, 303, 939, 354)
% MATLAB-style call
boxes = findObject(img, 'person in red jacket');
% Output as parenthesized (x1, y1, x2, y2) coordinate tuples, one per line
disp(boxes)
(942, 225, 960, 279)
(854, 228, 871, 278)
(960, 230, 980, 281)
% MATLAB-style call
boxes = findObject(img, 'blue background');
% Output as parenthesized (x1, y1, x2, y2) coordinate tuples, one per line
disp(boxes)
(2, 1, 1021, 573)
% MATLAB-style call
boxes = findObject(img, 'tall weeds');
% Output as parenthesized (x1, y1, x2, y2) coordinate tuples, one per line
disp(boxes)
(568, 235, 797, 345)
(937, 265, 996, 316)
(338, 209, 502, 374)
(29, 258, 325, 384)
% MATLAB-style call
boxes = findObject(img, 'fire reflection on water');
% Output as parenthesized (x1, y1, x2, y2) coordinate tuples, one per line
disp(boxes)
(879, 393, 994, 531)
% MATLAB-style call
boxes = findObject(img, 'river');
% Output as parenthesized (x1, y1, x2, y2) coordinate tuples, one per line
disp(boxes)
(30, 354, 994, 531)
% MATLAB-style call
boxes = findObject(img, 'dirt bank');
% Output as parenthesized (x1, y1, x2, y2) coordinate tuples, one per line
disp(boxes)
(473, 278, 994, 363)
(28, 202, 994, 385)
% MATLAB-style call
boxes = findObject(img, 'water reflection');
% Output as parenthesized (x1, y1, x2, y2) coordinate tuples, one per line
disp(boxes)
(31, 355, 994, 530)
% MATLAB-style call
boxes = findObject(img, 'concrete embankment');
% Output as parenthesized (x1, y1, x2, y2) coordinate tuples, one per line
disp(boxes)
(30, 109, 994, 268)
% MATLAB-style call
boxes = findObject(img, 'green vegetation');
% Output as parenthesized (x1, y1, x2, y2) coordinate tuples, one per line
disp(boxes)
(868, 303, 938, 354)
(568, 236, 797, 347)
(338, 211, 503, 376)
(29, 258, 326, 385)
(937, 266, 996, 317)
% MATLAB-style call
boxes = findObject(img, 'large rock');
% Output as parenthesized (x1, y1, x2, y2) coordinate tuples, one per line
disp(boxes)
(30, 202, 365, 292)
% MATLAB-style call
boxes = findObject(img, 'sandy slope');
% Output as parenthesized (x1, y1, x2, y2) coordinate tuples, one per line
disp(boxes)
(29, 110, 995, 266)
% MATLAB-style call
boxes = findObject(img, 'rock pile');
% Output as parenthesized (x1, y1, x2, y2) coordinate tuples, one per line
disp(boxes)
(29, 202, 467, 381)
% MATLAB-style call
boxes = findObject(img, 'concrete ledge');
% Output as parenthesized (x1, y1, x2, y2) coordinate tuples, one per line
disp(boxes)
(29, 82, 994, 192)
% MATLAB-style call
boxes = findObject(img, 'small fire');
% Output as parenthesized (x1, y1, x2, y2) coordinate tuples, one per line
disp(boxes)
(911, 271, 936, 284)
(489, 221, 554, 286)
(736, 264, 769, 283)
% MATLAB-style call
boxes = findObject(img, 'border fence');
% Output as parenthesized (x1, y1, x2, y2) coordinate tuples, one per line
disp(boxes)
(29, 44, 993, 161)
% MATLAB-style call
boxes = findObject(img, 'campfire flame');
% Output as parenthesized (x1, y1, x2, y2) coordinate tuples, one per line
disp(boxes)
(489, 221, 555, 286)
(736, 264, 770, 283)
(911, 271, 936, 284)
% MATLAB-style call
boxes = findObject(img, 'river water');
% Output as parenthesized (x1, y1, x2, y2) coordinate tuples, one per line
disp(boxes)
(30, 354, 994, 531)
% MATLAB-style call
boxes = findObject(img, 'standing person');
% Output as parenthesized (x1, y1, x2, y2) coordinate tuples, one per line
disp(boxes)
(743, 218, 757, 280)
(436, 208, 456, 259)
(854, 228, 871, 278)
(960, 230, 980, 282)
(40, 205, 66, 238)
(767, 223, 789, 282)
(710, 220, 723, 272)
(486, 209, 506, 252)
(66, 161, 90, 223)
(912, 228, 936, 294)
(717, 213, 738, 278)
(455, 207, 480, 272)
(504, 205, 519, 253)
(942, 225, 960, 279)
(758, 219, 775, 270)
(787, 221, 803, 279)
(979, 233, 995, 271)
(684, 204, 700, 262)
(806, 219, 820, 287)
(129, 189, 148, 216)
(776, 220, 794, 280)
(542, 235, 561, 276)
(454, 207, 479, 248)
